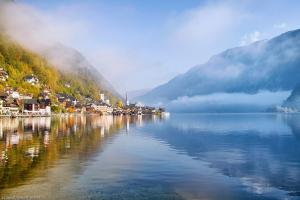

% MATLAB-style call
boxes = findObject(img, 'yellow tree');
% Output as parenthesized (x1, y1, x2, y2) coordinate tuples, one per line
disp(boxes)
(116, 100, 123, 108)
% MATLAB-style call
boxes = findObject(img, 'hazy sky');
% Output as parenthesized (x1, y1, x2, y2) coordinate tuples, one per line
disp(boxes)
(14, 0, 300, 93)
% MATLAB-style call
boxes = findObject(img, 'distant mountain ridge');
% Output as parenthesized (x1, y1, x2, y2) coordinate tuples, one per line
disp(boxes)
(138, 29, 300, 106)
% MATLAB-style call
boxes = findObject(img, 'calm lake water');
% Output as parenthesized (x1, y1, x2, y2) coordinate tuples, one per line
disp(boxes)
(0, 114, 300, 200)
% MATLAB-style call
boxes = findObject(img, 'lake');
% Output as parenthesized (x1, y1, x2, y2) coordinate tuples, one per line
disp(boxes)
(0, 114, 300, 200)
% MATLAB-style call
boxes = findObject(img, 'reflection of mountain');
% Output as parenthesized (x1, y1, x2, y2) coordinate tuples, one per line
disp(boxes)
(283, 86, 300, 111)
(142, 114, 300, 196)
(283, 114, 300, 140)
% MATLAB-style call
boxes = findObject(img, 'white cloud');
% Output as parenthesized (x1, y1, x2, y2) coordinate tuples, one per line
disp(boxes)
(273, 23, 287, 29)
(0, 2, 88, 53)
(240, 31, 262, 46)
(170, 2, 242, 47)
(172, 91, 289, 105)
(90, 47, 141, 92)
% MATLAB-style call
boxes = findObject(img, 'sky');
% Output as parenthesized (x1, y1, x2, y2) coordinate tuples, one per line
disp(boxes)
(7, 0, 300, 93)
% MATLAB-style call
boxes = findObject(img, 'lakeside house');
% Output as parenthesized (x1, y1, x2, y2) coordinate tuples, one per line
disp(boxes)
(0, 87, 165, 117)
(56, 93, 77, 109)
(64, 82, 71, 88)
(0, 88, 52, 116)
(91, 101, 113, 115)
(23, 99, 39, 115)
(1, 98, 19, 116)
(24, 74, 39, 85)
(23, 99, 51, 116)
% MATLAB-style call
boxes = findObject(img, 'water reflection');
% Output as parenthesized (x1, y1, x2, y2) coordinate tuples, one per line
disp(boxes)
(143, 114, 300, 199)
(0, 115, 165, 193)
(0, 114, 300, 200)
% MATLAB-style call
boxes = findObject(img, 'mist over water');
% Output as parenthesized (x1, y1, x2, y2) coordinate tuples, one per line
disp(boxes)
(0, 114, 299, 200)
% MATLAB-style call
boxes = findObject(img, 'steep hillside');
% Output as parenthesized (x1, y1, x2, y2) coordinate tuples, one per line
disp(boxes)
(139, 29, 300, 104)
(0, 34, 119, 103)
(282, 85, 300, 111)
(41, 44, 121, 100)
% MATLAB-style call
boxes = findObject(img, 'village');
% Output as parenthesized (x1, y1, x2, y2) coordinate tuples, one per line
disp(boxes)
(0, 68, 166, 117)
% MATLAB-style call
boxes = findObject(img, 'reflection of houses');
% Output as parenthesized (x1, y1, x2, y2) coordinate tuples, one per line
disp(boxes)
(0, 150, 7, 165)
(24, 74, 39, 85)
(0, 68, 8, 81)
(25, 147, 39, 159)
(6, 131, 20, 147)
(23, 117, 51, 133)
(0, 118, 19, 131)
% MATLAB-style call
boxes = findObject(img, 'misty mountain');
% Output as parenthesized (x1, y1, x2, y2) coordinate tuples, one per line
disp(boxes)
(282, 85, 300, 111)
(128, 88, 151, 101)
(0, 0, 121, 101)
(0, 33, 121, 104)
(42, 44, 121, 99)
(138, 29, 300, 105)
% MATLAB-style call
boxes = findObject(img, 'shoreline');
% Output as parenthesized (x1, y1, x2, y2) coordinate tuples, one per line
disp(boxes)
(0, 112, 169, 118)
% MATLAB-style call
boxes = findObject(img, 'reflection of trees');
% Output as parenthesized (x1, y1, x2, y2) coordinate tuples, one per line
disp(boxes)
(283, 114, 300, 140)
(0, 115, 150, 191)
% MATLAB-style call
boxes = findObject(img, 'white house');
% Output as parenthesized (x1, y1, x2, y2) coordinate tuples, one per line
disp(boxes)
(11, 91, 20, 99)
(100, 93, 105, 101)
(92, 102, 113, 114)
(24, 74, 39, 85)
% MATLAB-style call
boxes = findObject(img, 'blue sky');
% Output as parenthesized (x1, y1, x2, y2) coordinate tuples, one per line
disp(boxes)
(13, 0, 300, 93)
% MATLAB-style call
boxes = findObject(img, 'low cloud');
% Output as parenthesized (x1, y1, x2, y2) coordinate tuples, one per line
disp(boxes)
(170, 2, 242, 48)
(273, 23, 287, 29)
(167, 91, 290, 113)
(240, 31, 263, 46)
(90, 47, 141, 92)
(0, 2, 87, 53)
(0, 1, 94, 73)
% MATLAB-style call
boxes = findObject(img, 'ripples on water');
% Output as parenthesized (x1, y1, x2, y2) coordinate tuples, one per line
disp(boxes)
(0, 114, 299, 200)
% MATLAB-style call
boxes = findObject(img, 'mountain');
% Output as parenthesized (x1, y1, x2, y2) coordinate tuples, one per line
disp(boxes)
(41, 44, 121, 100)
(128, 88, 151, 101)
(0, 33, 120, 103)
(282, 85, 300, 111)
(138, 29, 300, 107)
